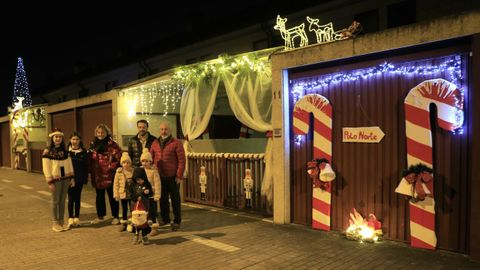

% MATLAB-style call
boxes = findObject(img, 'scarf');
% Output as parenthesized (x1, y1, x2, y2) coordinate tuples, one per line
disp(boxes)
(159, 135, 172, 149)
(92, 136, 110, 153)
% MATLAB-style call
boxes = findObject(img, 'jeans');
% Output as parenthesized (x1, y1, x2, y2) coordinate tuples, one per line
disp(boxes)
(51, 179, 70, 223)
(160, 176, 181, 224)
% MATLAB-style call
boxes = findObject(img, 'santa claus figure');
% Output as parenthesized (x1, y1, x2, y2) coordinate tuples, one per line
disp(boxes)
(199, 166, 207, 201)
(131, 199, 151, 245)
(243, 168, 254, 208)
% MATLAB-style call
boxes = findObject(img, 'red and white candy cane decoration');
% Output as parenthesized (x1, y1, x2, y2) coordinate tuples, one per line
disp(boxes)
(396, 79, 464, 249)
(293, 94, 333, 231)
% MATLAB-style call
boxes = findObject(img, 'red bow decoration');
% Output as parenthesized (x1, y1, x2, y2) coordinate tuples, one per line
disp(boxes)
(402, 164, 434, 201)
(306, 159, 330, 190)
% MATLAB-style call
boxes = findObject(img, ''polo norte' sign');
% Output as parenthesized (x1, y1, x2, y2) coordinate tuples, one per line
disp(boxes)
(342, 126, 385, 143)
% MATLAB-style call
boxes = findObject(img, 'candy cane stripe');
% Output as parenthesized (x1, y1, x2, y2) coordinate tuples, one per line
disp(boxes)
(314, 118, 332, 141)
(406, 138, 433, 165)
(401, 79, 464, 250)
(405, 121, 432, 146)
(405, 104, 431, 129)
(293, 94, 333, 231)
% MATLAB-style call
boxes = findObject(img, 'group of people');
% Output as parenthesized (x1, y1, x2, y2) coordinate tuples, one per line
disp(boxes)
(41, 120, 186, 244)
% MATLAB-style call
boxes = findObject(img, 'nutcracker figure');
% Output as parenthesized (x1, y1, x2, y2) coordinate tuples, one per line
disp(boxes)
(243, 168, 254, 208)
(199, 166, 207, 201)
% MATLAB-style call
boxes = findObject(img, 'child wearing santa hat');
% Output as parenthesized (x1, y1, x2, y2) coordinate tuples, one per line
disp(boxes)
(113, 152, 134, 232)
(129, 167, 153, 244)
(140, 148, 161, 236)
(42, 128, 75, 232)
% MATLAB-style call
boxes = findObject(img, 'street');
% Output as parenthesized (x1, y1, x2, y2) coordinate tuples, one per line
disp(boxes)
(0, 168, 478, 270)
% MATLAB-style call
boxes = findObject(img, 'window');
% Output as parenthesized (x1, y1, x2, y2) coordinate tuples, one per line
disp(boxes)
(387, 0, 416, 28)
(354, 9, 379, 34)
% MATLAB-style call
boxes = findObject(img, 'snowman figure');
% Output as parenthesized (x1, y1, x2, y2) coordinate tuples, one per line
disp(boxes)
(199, 166, 207, 201)
(243, 168, 254, 208)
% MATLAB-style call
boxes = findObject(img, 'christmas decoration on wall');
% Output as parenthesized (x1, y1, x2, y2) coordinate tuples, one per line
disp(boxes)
(307, 159, 335, 190)
(306, 17, 362, 44)
(123, 79, 183, 119)
(293, 94, 334, 230)
(346, 208, 382, 243)
(199, 166, 207, 201)
(243, 168, 254, 208)
(12, 57, 32, 108)
(291, 55, 465, 146)
(395, 78, 464, 250)
(274, 15, 309, 50)
(291, 55, 463, 100)
(121, 52, 270, 119)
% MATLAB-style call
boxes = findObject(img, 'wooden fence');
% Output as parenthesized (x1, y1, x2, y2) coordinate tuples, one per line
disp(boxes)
(184, 153, 270, 214)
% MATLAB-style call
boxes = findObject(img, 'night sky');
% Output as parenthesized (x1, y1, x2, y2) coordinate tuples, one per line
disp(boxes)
(0, 1, 325, 114)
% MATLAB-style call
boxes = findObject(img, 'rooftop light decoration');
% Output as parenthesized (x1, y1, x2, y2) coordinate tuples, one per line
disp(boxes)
(274, 15, 309, 50)
(172, 53, 270, 85)
(306, 17, 362, 44)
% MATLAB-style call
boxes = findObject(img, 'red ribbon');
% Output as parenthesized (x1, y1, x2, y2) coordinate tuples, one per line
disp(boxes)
(405, 171, 433, 201)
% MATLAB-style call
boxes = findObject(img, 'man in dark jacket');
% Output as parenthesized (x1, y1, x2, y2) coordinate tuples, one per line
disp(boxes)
(150, 121, 185, 231)
(128, 119, 157, 167)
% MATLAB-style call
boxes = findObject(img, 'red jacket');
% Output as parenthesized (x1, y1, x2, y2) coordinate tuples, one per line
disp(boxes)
(89, 138, 123, 189)
(150, 137, 185, 179)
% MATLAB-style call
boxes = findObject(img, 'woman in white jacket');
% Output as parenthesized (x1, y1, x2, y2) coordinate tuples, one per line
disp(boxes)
(42, 128, 74, 232)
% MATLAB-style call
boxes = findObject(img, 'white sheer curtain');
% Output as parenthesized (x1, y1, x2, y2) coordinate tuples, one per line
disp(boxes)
(220, 65, 274, 204)
(180, 77, 221, 175)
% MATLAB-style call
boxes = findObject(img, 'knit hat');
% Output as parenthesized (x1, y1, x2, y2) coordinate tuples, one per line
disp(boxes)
(49, 128, 64, 137)
(132, 167, 148, 182)
(140, 148, 152, 162)
(120, 152, 131, 164)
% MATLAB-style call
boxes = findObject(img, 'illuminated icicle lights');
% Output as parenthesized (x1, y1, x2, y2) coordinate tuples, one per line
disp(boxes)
(124, 80, 182, 120)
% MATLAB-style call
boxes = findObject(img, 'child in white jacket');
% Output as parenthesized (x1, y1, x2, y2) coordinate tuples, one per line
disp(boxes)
(140, 148, 161, 236)
(113, 152, 134, 231)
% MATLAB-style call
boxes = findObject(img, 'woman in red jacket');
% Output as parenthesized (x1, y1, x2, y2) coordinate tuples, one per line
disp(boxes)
(88, 124, 122, 225)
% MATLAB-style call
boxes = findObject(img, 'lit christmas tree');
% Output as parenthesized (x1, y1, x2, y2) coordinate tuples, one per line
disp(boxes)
(12, 57, 32, 108)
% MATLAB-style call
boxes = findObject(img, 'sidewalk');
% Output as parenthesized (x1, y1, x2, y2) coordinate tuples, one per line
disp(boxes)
(0, 167, 478, 270)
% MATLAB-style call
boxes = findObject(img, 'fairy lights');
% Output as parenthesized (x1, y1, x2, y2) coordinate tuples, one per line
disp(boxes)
(291, 54, 465, 143)
(123, 80, 183, 120)
(12, 57, 32, 108)
(122, 52, 270, 119)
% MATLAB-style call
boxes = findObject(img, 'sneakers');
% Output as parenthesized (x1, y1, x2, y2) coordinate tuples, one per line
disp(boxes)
(68, 218, 74, 228)
(142, 236, 150, 245)
(111, 218, 120, 225)
(90, 217, 105, 224)
(171, 223, 180, 231)
(52, 223, 64, 232)
(73, 218, 80, 227)
(147, 220, 153, 226)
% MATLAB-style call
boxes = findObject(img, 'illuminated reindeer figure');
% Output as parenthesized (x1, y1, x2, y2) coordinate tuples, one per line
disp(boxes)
(274, 15, 309, 50)
(306, 16, 335, 43)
